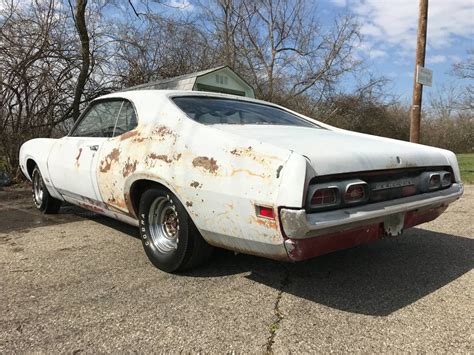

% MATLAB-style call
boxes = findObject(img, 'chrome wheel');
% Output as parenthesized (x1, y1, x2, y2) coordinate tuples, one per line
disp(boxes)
(32, 169, 44, 208)
(148, 196, 179, 254)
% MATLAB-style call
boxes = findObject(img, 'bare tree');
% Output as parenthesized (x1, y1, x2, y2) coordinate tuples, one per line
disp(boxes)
(110, 13, 218, 88)
(70, 0, 91, 122)
(0, 0, 109, 174)
(451, 49, 473, 111)
(201, 0, 361, 105)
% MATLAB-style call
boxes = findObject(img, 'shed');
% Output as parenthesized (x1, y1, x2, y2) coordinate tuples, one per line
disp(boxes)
(123, 66, 255, 98)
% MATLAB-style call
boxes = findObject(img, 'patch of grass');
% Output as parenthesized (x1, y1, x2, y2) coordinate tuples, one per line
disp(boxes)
(457, 154, 474, 184)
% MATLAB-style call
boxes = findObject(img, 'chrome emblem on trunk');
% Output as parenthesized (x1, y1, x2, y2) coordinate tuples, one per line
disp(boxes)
(372, 179, 415, 191)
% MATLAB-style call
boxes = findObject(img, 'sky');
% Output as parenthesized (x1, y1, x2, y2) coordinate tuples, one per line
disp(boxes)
(163, 0, 473, 101)
(324, 0, 474, 101)
(3, 0, 471, 100)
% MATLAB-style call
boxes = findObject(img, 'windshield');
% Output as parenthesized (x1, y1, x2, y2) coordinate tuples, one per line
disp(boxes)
(173, 96, 320, 128)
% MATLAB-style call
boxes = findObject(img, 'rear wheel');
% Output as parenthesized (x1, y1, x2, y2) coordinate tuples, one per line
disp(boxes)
(139, 188, 213, 272)
(32, 166, 61, 214)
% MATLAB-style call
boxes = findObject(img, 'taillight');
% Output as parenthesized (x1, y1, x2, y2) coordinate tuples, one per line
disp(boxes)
(310, 187, 339, 207)
(421, 170, 452, 192)
(428, 173, 441, 190)
(441, 172, 452, 187)
(344, 183, 368, 203)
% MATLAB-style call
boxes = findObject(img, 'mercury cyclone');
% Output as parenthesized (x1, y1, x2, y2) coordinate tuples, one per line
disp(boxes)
(19, 90, 464, 272)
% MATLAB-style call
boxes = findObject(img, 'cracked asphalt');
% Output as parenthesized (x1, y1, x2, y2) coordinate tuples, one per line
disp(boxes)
(1, 185, 473, 353)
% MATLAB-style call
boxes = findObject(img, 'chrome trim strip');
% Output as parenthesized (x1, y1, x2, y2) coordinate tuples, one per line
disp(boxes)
(281, 183, 463, 239)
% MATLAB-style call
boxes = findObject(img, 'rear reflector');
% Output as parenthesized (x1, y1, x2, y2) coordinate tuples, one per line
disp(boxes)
(257, 206, 275, 219)
(311, 188, 338, 206)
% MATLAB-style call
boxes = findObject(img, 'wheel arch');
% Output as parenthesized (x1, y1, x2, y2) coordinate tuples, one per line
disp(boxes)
(126, 177, 179, 219)
(26, 158, 37, 180)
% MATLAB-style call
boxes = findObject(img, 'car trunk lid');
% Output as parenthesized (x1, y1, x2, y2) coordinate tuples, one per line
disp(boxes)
(212, 125, 450, 176)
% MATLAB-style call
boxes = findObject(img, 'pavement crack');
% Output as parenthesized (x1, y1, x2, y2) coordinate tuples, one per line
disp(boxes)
(266, 267, 290, 354)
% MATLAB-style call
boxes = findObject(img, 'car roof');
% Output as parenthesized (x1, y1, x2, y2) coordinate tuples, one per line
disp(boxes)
(95, 90, 271, 106)
(93, 89, 333, 130)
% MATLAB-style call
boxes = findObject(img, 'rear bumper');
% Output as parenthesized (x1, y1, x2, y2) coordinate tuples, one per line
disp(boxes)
(280, 183, 463, 261)
(280, 183, 463, 239)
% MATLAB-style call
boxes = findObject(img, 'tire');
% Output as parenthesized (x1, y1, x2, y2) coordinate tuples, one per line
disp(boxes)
(31, 166, 62, 214)
(138, 188, 213, 272)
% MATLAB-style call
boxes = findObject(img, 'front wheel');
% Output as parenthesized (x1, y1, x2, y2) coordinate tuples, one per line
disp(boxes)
(32, 166, 61, 214)
(138, 188, 213, 272)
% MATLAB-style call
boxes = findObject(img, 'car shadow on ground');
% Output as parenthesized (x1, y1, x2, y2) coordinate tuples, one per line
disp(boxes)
(6, 200, 472, 317)
(185, 228, 474, 316)
(87, 208, 473, 317)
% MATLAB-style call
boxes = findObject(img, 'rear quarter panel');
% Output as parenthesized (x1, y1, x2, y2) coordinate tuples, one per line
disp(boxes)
(96, 95, 306, 259)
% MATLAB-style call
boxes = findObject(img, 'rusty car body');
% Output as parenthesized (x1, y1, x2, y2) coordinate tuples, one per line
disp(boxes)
(19, 90, 464, 271)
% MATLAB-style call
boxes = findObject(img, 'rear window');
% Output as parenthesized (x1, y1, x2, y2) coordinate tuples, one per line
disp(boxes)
(172, 96, 320, 128)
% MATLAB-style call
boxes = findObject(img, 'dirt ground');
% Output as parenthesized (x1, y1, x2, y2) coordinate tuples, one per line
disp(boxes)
(1, 185, 473, 353)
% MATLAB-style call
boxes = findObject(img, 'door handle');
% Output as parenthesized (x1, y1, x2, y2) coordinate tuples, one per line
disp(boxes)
(88, 145, 99, 151)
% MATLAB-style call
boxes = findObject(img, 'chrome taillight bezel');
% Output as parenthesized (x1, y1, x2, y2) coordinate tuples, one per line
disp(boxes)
(420, 171, 452, 192)
(306, 179, 369, 210)
(306, 184, 341, 209)
(343, 180, 369, 205)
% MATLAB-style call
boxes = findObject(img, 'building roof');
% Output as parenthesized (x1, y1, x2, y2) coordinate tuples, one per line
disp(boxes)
(121, 66, 254, 98)
(122, 66, 228, 91)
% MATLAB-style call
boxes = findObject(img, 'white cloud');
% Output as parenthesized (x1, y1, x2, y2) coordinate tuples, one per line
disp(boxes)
(450, 55, 462, 64)
(368, 49, 388, 59)
(355, 42, 388, 59)
(347, 0, 474, 50)
(426, 54, 447, 64)
(167, 0, 194, 11)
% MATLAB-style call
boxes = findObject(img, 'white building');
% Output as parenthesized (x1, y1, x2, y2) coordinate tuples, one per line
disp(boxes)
(123, 66, 255, 98)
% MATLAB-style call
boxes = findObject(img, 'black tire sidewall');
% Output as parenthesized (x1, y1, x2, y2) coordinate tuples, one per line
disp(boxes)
(32, 167, 49, 212)
(139, 189, 190, 272)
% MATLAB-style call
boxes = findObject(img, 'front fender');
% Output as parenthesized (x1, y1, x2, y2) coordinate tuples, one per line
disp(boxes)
(19, 138, 63, 200)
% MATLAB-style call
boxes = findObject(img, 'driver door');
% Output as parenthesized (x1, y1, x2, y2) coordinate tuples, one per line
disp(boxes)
(48, 100, 124, 206)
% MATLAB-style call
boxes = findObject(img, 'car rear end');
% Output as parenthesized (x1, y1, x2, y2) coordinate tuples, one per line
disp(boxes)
(279, 165, 463, 261)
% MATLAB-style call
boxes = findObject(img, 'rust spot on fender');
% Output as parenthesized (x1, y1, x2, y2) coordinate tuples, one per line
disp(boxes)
(75, 148, 82, 168)
(78, 202, 104, 214)
(119, 130, 139, 141)
(122, 158, 138, 177)
(230, 168, 266, 178)
(252, 217, 278, 230)
(108, 195, 126, 209)
(151, 125, 177, 142)
(186, 201, 193, 207)
(148, 153, 172, 163)
(230, 146, 253, 156)
(229, 146, 280, 163)
(190, 181, 202, 188)
(193, 156, 219, 174)
(99, 148, 120, 173)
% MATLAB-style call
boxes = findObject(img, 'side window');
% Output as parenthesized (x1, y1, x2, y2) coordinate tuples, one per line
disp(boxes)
(71, 100, 123, 137)
(113, 101, 138, 137)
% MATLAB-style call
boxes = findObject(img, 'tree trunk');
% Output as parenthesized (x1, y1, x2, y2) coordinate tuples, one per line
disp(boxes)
(72, 0, 90, 122)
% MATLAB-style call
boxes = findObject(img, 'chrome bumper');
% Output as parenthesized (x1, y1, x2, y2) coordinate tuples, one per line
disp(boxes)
(280, 183, 464, 239)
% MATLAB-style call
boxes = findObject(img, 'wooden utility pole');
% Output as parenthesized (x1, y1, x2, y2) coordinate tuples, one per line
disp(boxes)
(410, 0, 429, 143)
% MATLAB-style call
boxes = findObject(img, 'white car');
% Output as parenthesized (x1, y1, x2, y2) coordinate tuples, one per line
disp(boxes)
(19, 90, 464, 272)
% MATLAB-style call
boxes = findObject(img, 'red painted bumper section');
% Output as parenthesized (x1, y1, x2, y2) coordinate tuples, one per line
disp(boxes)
(286, 206, 447, 261)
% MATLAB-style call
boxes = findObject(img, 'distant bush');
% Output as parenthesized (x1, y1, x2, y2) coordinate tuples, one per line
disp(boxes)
(305, 94, 473, 153)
